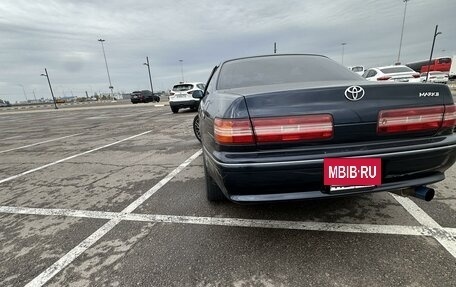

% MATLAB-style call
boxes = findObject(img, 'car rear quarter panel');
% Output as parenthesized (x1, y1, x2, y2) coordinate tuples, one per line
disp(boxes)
(199, 91, 247, 151)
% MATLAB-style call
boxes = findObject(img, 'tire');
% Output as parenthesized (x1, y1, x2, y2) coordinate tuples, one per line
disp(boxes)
(204, 158, 226, 202)
(156, 97, 160, 103)
(193, 114, 201, 143)
(171, 106, 179, 113)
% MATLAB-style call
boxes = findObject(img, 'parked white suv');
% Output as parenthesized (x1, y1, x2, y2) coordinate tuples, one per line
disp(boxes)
(362, 65, 421, 83)
(169, 82, 205, 113)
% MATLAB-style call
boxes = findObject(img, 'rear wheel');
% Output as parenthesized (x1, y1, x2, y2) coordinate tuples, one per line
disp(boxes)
(204, 157, 225, 202)
(193, 115, 201, 142)
(171, 106, 179, 113)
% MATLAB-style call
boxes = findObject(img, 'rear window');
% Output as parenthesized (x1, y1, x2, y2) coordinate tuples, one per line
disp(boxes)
(217, 55, 360, 90)
(438, 58, 451, 64)
(351, 66, 364, 72)
(380, 66, 414, 74)
(172, 84, 193, 91)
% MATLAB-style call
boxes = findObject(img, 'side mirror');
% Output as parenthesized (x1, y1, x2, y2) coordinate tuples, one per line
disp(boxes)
(192, 90, 204, 99)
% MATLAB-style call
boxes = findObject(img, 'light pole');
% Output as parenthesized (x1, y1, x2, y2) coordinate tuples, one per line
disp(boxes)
(341, 43, 347, 65)
(18, 84, 28, 102)
(40, 68, 58, 109)
(98, 38, 114, 99)
(425, 25, 442, 82)
(274, 42, 277, 54)
(143, 56, 154, 95)
(397, 0, 410, 65)
(179, 59, 184, 83)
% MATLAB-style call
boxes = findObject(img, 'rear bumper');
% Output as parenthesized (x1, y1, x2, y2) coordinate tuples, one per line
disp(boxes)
(170, 100, 199, 109)
(204, 136, 456, 203)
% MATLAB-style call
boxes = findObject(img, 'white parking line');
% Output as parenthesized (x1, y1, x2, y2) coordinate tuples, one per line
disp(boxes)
(390, 194, 441, 228)
(23, 149, 202, 287)
(0, 134, 80, 154)
(0, 131, 152, 185)
(2, 135, 22, 140)
(390, 193, 456, 258)
(0, 205, 119, 220)
(0, 205, 430, 237)
(446, 228, 456, 237)
(0, 177, 454, 286)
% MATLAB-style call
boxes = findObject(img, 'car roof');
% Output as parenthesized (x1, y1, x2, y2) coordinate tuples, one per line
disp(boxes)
(173, 82, 203, 85)
(221, 54, 329, 65)
(374, 65, 410, 69)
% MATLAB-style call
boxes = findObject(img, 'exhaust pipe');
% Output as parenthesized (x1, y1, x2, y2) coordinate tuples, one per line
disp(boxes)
(412, 186, 435, 202)
(391, 186, 435, 202)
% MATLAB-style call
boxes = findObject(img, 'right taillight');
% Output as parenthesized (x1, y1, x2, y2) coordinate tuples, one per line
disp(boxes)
(443, 104, 456, 128)
(377, 106, 444, 134)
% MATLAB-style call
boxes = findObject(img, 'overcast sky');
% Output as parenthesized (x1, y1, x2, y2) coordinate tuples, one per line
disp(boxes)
(0, 0, 455, 102)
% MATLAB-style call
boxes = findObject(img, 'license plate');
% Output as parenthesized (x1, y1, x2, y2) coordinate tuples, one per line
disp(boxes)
(324, 158, 382, 186)
(176, 94, 186, 98)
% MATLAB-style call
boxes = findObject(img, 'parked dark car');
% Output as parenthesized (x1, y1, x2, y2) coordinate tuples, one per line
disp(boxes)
(131, 90, 160, 104)
(193, 54, 456, 203)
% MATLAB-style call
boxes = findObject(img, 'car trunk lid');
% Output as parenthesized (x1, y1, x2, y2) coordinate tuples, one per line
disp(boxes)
(232, 81, 452, 146)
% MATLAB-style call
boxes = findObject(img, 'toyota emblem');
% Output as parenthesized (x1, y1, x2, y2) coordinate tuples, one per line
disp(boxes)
(344, 86, 365, 101)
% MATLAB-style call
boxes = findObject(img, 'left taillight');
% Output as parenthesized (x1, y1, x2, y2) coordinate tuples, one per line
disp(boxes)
(214, 114, 334, 145)
(377, 106, 444, 134)
(214, 118, 255, 144)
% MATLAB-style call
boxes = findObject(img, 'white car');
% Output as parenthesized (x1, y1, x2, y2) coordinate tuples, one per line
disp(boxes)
(420, 71, 449, 84)
(348, 65, 365, 76)
(362, 65, 421, 83)
(169, 82, 205, 113)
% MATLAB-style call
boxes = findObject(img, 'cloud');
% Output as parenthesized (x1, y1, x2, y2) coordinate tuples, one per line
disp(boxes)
(0, 0, 454, 102)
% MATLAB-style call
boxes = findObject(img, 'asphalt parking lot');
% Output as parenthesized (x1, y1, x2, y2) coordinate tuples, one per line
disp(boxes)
(0, 104, 455, 287)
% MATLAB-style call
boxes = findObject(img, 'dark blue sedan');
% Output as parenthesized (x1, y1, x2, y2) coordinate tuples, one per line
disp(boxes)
(192, 54, 456, 203)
